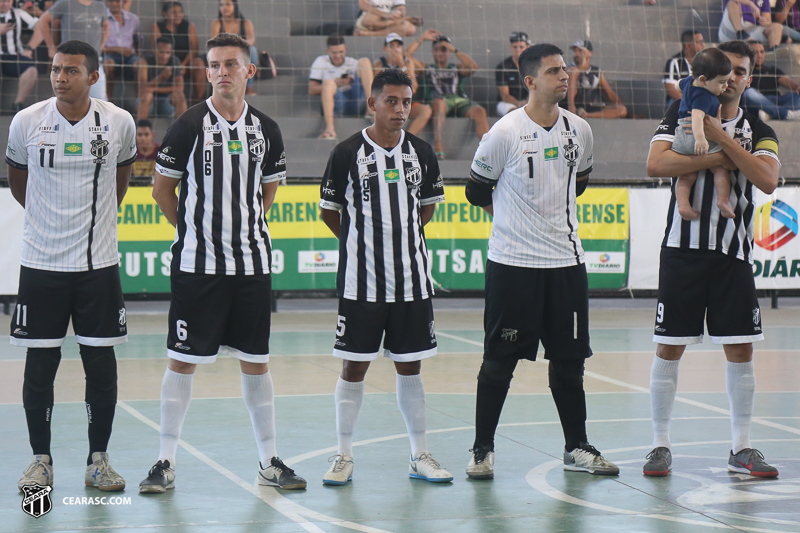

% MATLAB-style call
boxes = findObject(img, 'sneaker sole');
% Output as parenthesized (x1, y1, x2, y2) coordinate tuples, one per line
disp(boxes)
(564, 465, 619, 476)
(85, 480, 126, 491)
(409, 474, 453, 483)
(727, 465, 779, 478)
(466, 472, 494, 480)
(259, 476, 308, 490)
(643, 468, 671, 477)
(138, 482, 174, 494)
(322, 476, 352, 486)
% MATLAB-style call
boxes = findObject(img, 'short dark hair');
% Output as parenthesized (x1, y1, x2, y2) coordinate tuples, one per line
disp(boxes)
(718, 40, 756, 74)
(206, 32, 251, 63)
(371, 68, 413, 95)
(691, 47, 732, 80)
(55, 40, 99, 73)
(137, 119, 153, 130)
(681, 29, 699, 44)
(217, 0, 243, 20)
(518, 43, 563, 79)
(155, 36, 173, 47)
(161, 1, 181, 14)
(327, 34, 345, 47)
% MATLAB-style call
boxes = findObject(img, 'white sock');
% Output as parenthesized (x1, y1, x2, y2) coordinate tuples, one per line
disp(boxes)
(396, 373, 427, 456)
(158, 368, 194, 467)
(726, 361, 755, 454)
(335, 378, 364, 457)
(241, 371, 278, 466)
(650, 356, 680, 449)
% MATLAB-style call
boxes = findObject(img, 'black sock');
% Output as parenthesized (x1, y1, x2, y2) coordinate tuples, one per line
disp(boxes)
(551, 387, 587, 451)
(80, 345, 118, 466)
(23, 347, 61, 458)
(473, 379, 510, 450)
(86, 402, 116, 465)
(25, 407, 53, 457)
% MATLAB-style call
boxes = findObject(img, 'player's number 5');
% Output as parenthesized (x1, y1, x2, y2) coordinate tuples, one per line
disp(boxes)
(336, 315, 346, 336)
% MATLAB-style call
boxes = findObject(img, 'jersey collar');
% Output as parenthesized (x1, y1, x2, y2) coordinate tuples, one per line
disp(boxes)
(51, 97, 97, 130)
(206, 97, 249, 130)
(361, 127, 405, 158)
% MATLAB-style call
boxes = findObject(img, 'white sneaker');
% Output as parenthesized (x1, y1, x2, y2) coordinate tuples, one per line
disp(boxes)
(85, 452, 126, 491)
(322, 454, 354, 486)
(18, 455, 53, 492)
(563, 442, 619, 476)
(409, 451, 453, 483)
(758, 110, 771, 122)
(466, 447, 495, 479)
(258, 457, 307, 490)
(786, 110, 800, 121)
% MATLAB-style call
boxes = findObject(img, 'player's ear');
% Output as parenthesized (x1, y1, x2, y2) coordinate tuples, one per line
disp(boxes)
(524, 75, 534, 91)
(246, 61, 256, 80)
(367, 95, 376, 112)
(87, 69, 100, 87)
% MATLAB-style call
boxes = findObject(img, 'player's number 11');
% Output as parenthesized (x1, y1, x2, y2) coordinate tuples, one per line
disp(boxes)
(39, 148, 54, 168)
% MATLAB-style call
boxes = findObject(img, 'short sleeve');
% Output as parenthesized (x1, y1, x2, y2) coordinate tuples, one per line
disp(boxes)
(320, 146, 350, 211)
(469, 124, 508, 184)
(309, 56, 324, 82)
(752, 119, 779, 162)
(577, 123, 593, 177)
(5, 113, 29, 170)
(495, 61, 505, 87)
(418, 143, 445, 205)
(261, 122, 286, 183)
(651, 99, 679, 145)
(16, 8, 39, 28)
(155, 115, 198, 179)
(116, 111, 137, 167)
(48, 0, 67, 20)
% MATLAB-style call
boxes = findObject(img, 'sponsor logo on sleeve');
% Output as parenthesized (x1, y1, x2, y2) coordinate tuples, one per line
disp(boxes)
(157, 149, 176, 164)
(473, 156, 492, 172)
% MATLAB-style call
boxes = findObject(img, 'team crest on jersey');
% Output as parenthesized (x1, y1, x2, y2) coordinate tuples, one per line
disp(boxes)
(91, 139, 109, 162)
(21, 484, 52, 518)
(249, 138, 265, 158)
(64, 143, 82, 156)
(405, 166, 422, 188)
(738, 137, 753, 152)
(563, 144, 579, 167)
(227, 140, 243, 155)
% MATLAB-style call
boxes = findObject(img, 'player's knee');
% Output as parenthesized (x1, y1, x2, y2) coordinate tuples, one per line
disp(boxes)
(80, 345, 118, 404)
(477, 359, 516, 389)
(23, 348, 62, 409)
(548, 359, 585, 390)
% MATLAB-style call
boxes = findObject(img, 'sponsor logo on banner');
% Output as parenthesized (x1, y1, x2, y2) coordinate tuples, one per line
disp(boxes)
(544, 147, 559, 161)
(754, 199, 798, 251)
(298, 251, 339, 273)
(585, 252, 626, 274)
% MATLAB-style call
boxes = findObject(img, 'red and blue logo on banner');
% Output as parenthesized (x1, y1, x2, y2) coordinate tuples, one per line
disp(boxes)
(755, 199, 798, 251)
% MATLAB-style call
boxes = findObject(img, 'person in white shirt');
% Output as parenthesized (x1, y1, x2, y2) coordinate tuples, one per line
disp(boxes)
(308, 34, 374, 140)
(463, 43, 619, 480)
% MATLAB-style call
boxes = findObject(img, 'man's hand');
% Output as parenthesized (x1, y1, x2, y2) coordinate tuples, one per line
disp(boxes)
(335, 75, 353, 88)
(21, 49, 33, 59)
(159, 67, 173, 80)
(422, 29, 441, 41)
(0, 23, 14, 35)
(718, 151, 738, 171)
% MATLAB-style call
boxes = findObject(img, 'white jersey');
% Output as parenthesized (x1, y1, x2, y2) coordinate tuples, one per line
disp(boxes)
(309, 55, 360, 82)
(5, 98, 137, 272)
(470, 107, 593, 268)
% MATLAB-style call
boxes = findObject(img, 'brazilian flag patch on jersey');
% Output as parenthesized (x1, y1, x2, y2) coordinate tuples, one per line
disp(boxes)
(544, 147, 559, 161)
(384, 169, 400, 183)
(64, 143, 82, 156)
(227, 140, 243, 155)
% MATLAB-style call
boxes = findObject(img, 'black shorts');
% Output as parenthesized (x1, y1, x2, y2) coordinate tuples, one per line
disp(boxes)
(167, 270, 272, 364)
(333, 298, 437, 362)
(654, 247, 763, 345)
(10, 265, 127, 348)
(483, 260, 591, 362)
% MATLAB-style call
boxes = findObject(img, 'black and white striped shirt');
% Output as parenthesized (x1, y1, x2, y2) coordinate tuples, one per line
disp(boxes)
(651, 101, 780, 264)
(155, 99, 286, 276)
(320, 129, 445, 302)
(663, 51, 691, 104)
(0, 8, 37, 55)
(5, 98, 137, 272)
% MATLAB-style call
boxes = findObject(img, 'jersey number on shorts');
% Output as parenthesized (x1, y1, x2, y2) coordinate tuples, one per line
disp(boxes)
(656, 303, 664, 323)
(176, 320, 188, 340)
(16, 304, 27, 326)
(336, 315, 346, 336)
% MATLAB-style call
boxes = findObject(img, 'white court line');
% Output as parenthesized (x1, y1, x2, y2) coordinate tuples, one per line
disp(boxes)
(116, 401, 392, 533)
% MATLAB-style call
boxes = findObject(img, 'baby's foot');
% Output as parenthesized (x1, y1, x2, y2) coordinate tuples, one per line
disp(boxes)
(718, 200, 735, 219)
(678, 202, 699, 221)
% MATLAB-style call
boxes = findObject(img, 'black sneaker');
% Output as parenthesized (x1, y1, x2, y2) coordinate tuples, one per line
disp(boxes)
(138, 460, 175, 494)
(643, 447, 672, 477)
(258, 457, 307, 489)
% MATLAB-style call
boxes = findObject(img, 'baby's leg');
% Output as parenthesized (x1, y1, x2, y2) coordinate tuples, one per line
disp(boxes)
(713, 167, 735, 219)
(675, 172, 699, 220)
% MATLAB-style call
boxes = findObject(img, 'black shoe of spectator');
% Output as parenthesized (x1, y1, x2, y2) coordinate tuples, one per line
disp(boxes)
(735, 30, 750, 40)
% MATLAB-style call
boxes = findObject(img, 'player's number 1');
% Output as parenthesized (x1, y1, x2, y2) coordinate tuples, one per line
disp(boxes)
(527, 156, 534, 180)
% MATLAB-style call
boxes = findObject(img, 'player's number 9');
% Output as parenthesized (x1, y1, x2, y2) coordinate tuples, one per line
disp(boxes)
(656, 303, 664, 323)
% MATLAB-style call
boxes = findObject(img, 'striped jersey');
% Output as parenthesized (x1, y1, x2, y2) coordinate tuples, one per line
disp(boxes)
(651, 101, 779, 264)
(0, 8, 37, 55)
(470, 107, 593, 268)
(663, 51, 691, 103)
(320, 129, 445, 302)
(155, 99, 286, 276)
(5, 97, 137, 272)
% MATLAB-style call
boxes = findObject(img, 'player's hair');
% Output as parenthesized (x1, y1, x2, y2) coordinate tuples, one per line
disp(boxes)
(717, 40, 756, 74)
(161, 1, 182, 15)
(690, 47, 732, 80)
(155, 36, 173, 47)
(55, 40, 99, 73)
(518, 43, 563, 79)
(371, 68, 413, 95)
(327, 34, 346, 47)
(217, 0, 243, 20)
(681, 29, 699, 44)
(137, 119, 153, 130)
(206, 32, 251, 63)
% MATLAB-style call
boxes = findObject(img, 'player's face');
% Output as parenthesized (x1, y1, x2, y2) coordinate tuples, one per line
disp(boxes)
(219, 0, 235, 18)
(718, 52, 752, 104)
(327, 44, 347, 67)
(751, 43, 765, 67)
(526, 54, 569, 104)
(50, 53, 97, 103)
(206, 45, 254, 98)
(702, 73, 731, 96)
(369, 84, 412, 132)
(136, 127, 154, 148)
(510, 40, 528, 61)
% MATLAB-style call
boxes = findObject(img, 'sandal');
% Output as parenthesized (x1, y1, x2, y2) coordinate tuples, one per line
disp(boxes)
(318, 131, 337, 140)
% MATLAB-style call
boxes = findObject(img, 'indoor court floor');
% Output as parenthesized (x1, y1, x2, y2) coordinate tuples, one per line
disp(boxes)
(1, 297, 799, 533)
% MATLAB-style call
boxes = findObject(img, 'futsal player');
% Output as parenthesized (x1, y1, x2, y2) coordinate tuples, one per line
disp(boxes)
(7, 40, 136, 492)
(464, 44, 619, 479)
(138, 33, 306, 493)
(644, 40, 779, 478)
(318, 68, 452, 485)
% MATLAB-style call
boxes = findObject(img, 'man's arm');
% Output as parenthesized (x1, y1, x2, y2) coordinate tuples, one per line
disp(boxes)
(308, 79, 322, 95)
(116, 164, 132, 207)
(358, 0, 391, 18)
(599, 72, 622, 105)
(567, 68, 579, 112)
(320, 207, 341, 238)
(664, 81, 683, 101)
(8, 167, 28, 207)
(152, 172, 180, 226)
(778, 75, 800, 92)
(100, 18, 109, 51)
(35, 10, 55, 57)
(647, 140, 736, 177)
(420, 204, 436, 225)
(451, 45, 478, 77)
(261, 181, 279, 213)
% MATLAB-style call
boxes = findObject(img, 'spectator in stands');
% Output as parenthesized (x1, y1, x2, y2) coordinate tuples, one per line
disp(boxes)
(495, 31, 530, 116)
(354, 0, 421, 37)
(210, 0, 258, 95)
(663, 30, 704, 108)
(34, 0, 109, 99)
(152, 1, 206, 104)
(132, 119, 160, 184)
(0, 0, 38, 111)
(103, 0, 141, 103)
(567, 40, 627, 119)
(18, 1, 49, 17)
(719, 0, 782, 51)
(773, 0, 800, 42)
(373, 32, 431, 135)
(137, 36, 187, 120)
(407, 32, 488, 159)
(741, 41, 800, 120)
(309, 34, 374, 140)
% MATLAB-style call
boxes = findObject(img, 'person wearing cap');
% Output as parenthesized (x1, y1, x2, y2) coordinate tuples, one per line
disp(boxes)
(407, 29, 488, 159)
(373, 32, 432, 135)
(495, 31, 531, 116)
(566, 40, 627, 119)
